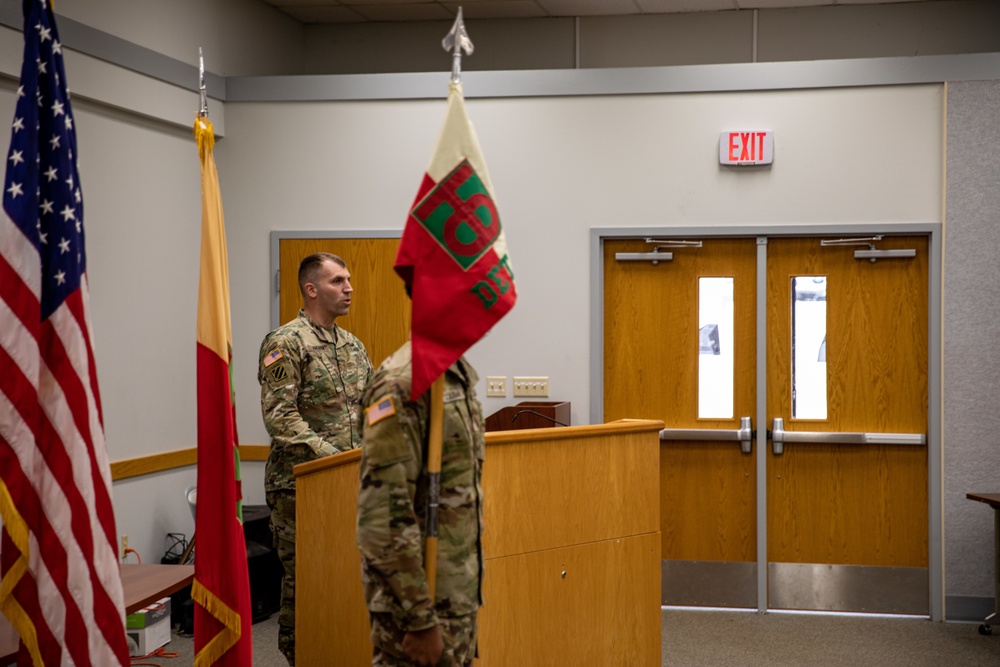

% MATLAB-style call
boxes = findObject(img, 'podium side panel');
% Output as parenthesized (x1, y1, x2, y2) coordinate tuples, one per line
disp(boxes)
(477, 532, 661, 666)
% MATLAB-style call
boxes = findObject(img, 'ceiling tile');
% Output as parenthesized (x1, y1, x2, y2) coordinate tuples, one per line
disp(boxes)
(736, 0, 827, 8)
(834, 0, 923, 4)
(537, 0, 643, 17)
(278, 6, 368, 22)
(348, 3, 456, 21)
(441, 1, 549, 19)
(347, 0, 440, 5)
(260, 0, 932, 24)
(262, 0, 332, 6)
(637, 0, 737, 11)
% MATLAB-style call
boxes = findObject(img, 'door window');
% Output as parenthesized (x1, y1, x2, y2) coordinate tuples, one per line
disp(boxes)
(698, 276, 734, 419)
(791, 276, 827, 419)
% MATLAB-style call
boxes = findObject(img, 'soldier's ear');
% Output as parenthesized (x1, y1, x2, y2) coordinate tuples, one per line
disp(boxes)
(303, 282, 317, 299)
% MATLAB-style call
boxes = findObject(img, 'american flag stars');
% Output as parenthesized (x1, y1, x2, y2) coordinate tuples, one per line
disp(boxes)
(2, 0, 86, 319)
(0, 1, 129, 661)
(0, 0, 129, 667)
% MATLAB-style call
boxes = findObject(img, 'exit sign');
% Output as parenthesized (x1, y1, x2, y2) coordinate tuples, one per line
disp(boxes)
(720, 131, 773, 166)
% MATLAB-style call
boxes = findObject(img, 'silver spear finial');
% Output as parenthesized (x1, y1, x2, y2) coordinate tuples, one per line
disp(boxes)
(198, 47, 208, 118)
(442, 7, 473, 83)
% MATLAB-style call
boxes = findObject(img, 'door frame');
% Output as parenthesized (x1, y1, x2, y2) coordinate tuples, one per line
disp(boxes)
(591, 222, 943, 620)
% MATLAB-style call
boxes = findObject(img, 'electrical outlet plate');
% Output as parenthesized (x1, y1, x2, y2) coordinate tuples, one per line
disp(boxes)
(513, 376, 549, 397)
(486, 376, 506, 397)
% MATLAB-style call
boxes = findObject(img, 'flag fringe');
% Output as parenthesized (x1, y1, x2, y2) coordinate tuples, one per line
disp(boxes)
(191, 578, 242, 666)
(0, 481, 44, 667)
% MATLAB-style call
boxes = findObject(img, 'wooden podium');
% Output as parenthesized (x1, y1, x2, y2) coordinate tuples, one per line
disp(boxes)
(294, 419, 663, 666)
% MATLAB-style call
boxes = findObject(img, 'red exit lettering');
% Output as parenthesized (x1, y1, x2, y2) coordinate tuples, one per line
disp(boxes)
(721, 131, 773, 165)
(727, 132, 766, 161)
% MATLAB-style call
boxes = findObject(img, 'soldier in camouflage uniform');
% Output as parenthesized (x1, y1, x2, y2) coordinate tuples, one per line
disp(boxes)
(259, 252, 374, 665)
(357, 340, 485, 667)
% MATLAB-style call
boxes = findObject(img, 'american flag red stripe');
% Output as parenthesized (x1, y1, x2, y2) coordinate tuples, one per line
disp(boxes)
(0, 1, 129, 665)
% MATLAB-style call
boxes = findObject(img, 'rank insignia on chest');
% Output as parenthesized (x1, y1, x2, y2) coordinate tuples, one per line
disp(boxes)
(366, 397, 396, 425)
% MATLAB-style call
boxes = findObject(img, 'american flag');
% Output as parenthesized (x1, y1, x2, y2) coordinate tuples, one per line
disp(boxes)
(0, 1, 129, 665)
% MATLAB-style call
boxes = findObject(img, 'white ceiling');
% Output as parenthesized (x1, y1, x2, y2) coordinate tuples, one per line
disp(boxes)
(260, 0, 931, 24)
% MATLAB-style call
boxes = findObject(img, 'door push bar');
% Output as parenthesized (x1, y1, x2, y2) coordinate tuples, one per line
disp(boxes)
(660, 416, 753, 454)
(770, 417, 926, 455)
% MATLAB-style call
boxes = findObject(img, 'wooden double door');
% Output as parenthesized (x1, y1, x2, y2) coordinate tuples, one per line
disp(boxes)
(604, 235, 929, 614)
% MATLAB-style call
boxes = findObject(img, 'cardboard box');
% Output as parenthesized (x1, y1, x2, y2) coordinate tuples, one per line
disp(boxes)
(126, 597, 171, 657)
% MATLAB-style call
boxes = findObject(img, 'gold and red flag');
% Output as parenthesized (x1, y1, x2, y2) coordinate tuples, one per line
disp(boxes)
(193, 114, 253, 666)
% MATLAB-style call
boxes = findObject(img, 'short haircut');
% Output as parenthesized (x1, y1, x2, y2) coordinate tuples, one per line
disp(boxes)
(298, 252, 346, 297)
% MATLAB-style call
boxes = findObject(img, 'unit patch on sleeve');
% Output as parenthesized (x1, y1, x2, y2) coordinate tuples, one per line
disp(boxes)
(268, 364, 289, 385)
(366, 396, 396, 425)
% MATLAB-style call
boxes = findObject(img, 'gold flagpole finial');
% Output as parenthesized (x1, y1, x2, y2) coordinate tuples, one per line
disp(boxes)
(442, 7, 474, 84)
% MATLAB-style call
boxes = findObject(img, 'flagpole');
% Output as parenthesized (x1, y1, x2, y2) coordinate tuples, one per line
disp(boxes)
(192, 48, 254, 665)
(425, 376, 445, 596)
(423, 6, 474, 599)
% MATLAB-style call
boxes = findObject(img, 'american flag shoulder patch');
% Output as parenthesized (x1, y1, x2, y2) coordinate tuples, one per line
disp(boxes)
(263, 348, 284, 368)
(366, 396, 396, 426)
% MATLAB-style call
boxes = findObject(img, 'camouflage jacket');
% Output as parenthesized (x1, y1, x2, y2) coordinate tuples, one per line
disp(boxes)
(356, 341, 485, 632)
(258, 310, 373, 493)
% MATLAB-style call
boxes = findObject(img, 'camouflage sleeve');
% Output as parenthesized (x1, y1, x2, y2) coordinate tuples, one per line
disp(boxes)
(362, 343, 374, 384)
(258, 331, 338, 458)
(357, 385, 436, 632)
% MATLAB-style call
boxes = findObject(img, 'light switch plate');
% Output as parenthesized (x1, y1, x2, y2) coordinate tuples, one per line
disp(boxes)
(513, 376, 549, 397)
(486, 376, 506, 397)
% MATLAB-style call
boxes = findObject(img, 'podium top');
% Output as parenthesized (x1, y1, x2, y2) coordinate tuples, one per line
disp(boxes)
(485, 419, 663, 446)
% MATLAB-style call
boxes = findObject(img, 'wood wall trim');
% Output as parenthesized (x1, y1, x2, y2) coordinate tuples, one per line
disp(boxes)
(110, 444, 270, 481)
(241, 445, 270, 462)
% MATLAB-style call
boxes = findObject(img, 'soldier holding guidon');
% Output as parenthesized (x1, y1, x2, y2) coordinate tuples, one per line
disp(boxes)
(356, 341, 485, 667)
